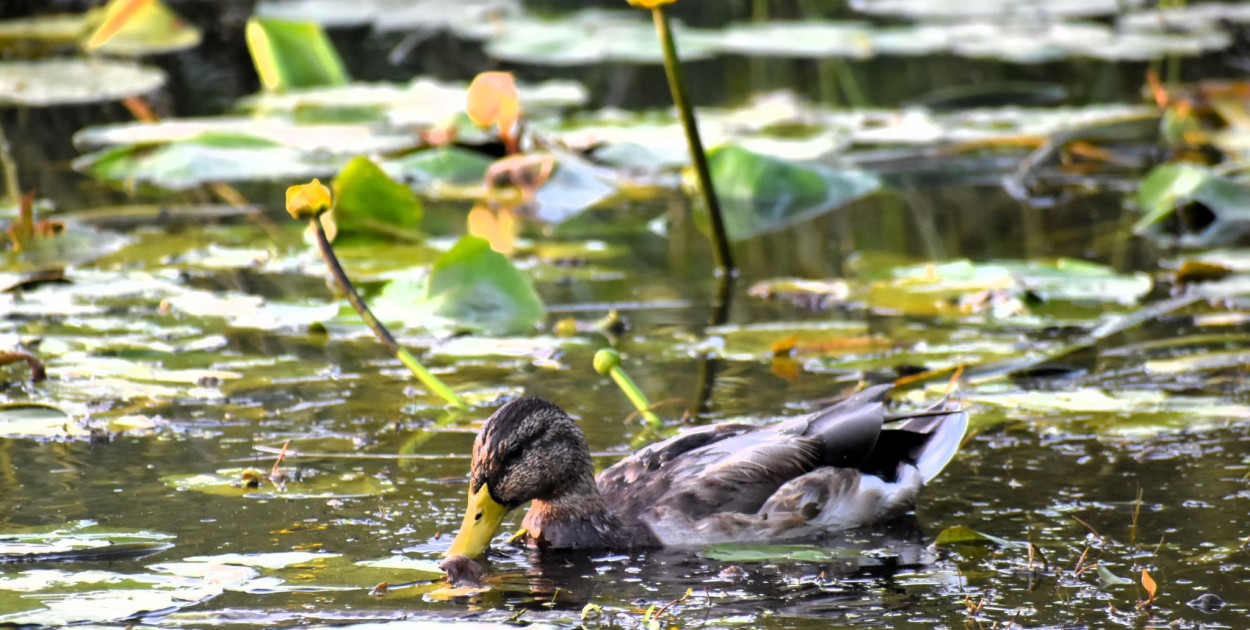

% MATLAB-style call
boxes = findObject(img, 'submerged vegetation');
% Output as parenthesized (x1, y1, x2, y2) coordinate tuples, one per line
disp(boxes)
(1, 0, 1250, 627)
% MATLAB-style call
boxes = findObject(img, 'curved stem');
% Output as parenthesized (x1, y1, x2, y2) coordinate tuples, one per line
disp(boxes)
(652, 7, 735, 277)
(309, 217, 468, 409)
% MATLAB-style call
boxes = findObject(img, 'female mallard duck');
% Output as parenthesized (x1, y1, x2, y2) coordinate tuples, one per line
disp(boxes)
(446, 384, 966, 557)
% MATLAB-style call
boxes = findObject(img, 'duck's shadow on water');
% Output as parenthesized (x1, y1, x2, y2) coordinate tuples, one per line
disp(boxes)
(480, 517, 960, 623)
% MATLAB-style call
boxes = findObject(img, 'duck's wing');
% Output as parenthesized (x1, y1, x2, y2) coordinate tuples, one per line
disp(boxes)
(596, 385, 967, 545)
(597, 384, 896, 522)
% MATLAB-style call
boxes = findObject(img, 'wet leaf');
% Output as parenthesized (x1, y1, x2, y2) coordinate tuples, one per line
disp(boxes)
(703, 543, 856, 563)
(162, 467, 395, 499)
(1141, 569, 1158, 605)
(0, 59, 165, 107)
(422, 235, 545, 334)
(1134, 163, 1250, 247)
(332, 156, 422, 236)
(1097, 564, 1135, 587)
(933, 526, 1028, 548)
(245, 17, 348, 92)
(705, 144, 880, 241)
(74, 133, 340, 190)
(183, 552, 340, 570)
(85, 0, 202, 56)
(0, 403, 85, 439)
(388, 146, 494, 194)
(1175, 260, 1233, 284)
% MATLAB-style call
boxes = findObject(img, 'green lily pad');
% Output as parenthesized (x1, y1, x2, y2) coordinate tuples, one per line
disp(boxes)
(1133, 163, 1250, 247)
(0, 59, 165, 107)
(706, 144, 880, 241)
(933, 526, 1028, 548)
(388, 146, 494, 194)
(332, 155, 423, 236)
(419, 235, 545, 335)
(162, 467, 396, 499)
(851, 0, 1145, 19)
(245, 16, 349, 92)
(0, 403, 85, 439)
(461, 9, 720, 66)
(703, 543, 857, 563)
(74, 132, 341, 190)
(74, 118, 419, 155)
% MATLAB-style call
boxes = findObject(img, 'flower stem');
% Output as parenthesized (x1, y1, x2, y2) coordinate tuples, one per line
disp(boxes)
(594, 348, 662, 428)
(651, 6, 735, 277)
(308, 217, 468, 409)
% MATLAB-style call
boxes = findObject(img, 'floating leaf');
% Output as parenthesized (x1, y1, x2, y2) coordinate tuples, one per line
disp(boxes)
(703, 543, 855, 563)
(85, 0, 202, 56)
(422, 235, 545, 334)
(466, 71, 520, 136)
(1133, 163, 1250, 247)
(1097, 564, 1135, 587)
(0, 403, 85, 439)
(0, 59, 164, 107)
(332, 156, 422, 235)
(245, 17, 348, 92)
(162, 467, 395, 499)
(705, 144, 880, 241)
(1141, 569, 1158, 605)
(74, 133, 340, 190)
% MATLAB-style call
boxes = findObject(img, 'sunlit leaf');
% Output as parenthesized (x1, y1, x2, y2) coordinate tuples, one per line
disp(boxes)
(245, 17, 348, 92)
(703, 543, 855, 562)
(162, 467, 395, 499)
(85, 0, 202, 56)
(705, 144, 880, 241)
(1097, 564, 1135, 587)
(74, 133, 340, 190)
(1134, 163, 1250, 247)
(0, 59, 164, 107)
(466, 71, 520, 135)
(332, 156, 422, 235)
(286, 178, 332, 220)
(933, 525, 1028, 548)
(422, 235, 545, 334)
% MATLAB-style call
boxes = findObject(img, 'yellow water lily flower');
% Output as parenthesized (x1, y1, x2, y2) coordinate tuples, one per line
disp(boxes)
(285, 179, 332, 220)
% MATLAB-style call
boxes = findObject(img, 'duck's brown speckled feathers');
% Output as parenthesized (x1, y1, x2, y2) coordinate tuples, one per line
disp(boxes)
(460, 385, 966, 553)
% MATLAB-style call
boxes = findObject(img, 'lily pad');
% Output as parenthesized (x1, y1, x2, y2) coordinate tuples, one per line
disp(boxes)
(1133, 163, 1250, 247)
(332, 155, 423, 236)
(0, 403, 85, 439)
(162, 467, 396, 499)
(703, 543, 857, 563)
(421, 235, 545, 334)
(706, 144, 880, 241)
(0, 59, 165, 107)
(246, 17, 349, 92)
(933, 525, 1028, 548)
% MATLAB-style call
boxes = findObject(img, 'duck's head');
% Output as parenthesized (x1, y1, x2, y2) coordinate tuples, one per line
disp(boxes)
(446, 397, 593, 558)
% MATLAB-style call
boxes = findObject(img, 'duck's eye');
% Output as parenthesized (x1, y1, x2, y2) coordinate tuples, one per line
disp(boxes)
(474, 511, 483, 522)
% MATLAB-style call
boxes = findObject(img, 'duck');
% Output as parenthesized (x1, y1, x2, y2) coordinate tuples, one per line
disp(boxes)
(445, 383, 967, 557)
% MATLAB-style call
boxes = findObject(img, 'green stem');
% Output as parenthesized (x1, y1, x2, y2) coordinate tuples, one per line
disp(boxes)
(652, 7, 735, 277)
(594, 348, 661, 428)
(309, 217, 468, 409)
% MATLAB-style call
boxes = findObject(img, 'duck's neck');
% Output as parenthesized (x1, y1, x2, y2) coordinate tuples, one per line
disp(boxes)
(521, 473, 618, 549)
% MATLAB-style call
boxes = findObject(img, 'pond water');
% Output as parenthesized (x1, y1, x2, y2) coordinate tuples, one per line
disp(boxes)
(2, 1, 1250, 628)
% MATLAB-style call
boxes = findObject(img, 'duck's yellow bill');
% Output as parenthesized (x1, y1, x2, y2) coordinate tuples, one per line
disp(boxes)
(446, 483, 509, 558)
